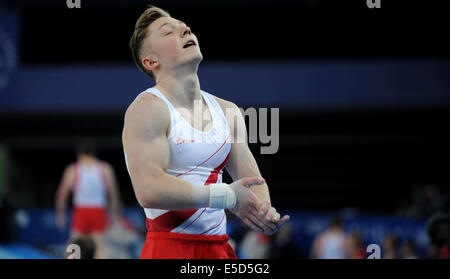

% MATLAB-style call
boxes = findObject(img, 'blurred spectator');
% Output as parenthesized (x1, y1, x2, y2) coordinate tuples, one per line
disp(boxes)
(228, 237, 237, 252)
(381, 233, 398, 259)
(269, 222, 297, 258)
(399, 239, 418, 259)
(426, 244, 440, 259)
(239, 229, 271, 259)
(67, 235, 96, 259)
(102, 215, 143, 259)
(346, 231, 365, 259)
(310, 216, 348, 259)
(426, 211, 450, 259)
(226, 213, 247, 248)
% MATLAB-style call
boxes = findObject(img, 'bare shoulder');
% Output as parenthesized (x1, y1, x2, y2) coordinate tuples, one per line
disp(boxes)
(125, 91, 169, 124)
(63, 163, 76, 177)
(212, 95, 239, 111)
(99, 161, 114, 172)
(66, 163, 76, 170)
(211, 95, 245, 137)
(123, 91, 170, 136)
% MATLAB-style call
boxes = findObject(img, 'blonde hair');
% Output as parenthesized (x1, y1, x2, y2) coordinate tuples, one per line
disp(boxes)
(129, 6, 170, 79)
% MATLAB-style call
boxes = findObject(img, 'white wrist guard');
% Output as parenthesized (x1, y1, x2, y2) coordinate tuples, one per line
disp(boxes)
(209, 183, 236, 209)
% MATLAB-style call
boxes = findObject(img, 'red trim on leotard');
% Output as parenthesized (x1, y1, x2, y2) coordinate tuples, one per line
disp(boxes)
(175, 134, 231, 178)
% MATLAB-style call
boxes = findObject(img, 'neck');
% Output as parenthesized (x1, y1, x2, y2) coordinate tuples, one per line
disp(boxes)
(155, 66, 202, 108)
(78, 155, 95, 165)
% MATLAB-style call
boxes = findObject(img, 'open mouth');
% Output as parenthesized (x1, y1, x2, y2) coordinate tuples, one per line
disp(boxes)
(183, 40, 196, 48)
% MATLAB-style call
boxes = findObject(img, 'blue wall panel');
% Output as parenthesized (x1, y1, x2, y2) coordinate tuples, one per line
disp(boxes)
(1, 60, 449, 111)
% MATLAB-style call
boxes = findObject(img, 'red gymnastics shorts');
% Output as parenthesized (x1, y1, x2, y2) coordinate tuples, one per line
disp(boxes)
(140, 231, 238, 259)
(71, 206, 109, 234)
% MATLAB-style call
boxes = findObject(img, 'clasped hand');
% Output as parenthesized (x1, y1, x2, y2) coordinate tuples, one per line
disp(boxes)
(228, 177, 290, 235)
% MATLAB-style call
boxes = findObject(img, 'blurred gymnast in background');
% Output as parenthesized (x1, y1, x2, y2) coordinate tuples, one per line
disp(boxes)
(55, 140, 121, 258)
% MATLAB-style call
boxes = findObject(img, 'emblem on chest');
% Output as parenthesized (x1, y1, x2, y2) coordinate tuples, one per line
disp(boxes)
(176, 136, 196, 146)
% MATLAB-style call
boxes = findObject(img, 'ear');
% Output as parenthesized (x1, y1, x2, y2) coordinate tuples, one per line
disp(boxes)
(142, 56, 159, 72)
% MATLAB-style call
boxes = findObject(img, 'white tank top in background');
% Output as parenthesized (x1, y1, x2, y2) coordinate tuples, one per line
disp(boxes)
(72, 161, 109, 208)
(124, 87, 232, 235)
(316, 232, 348, 259)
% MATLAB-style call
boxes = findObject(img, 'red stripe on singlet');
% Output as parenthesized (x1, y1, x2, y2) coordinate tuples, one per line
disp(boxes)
(204, 152, 230, 185)
(176, 151, 231, 233)
(200, 212, 226, 235)
(175, 134, 231, 178)
(146, 147, 231, 233)
(146, 209, 199, 232)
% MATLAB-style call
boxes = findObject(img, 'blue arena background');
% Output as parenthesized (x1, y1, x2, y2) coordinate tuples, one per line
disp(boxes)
(0, 4, 448, 260)
(0, 207, 428, 259)
(1, 61, 450, 111)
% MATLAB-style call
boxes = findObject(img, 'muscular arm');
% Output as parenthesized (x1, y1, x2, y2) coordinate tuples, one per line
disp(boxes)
(229, 144, 271, 205)
(55, 165, 74, 230)
(122, 93, 211, 210)
(103, 163, 122, 218)
(216, 99, 271, 204)
(55, 165, 73, 214)
(216, 97, 290, 234)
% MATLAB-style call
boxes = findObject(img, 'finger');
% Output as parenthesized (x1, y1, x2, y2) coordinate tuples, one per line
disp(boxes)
(247, 195, 262, 212)
(248, 208, 267, 229)
(275, 215, 290, 228)
(243, 217, 264, 233)
(247, 200, 277, 232)
(240, 177, 265, 188)
(264, 208, 278, 227)
(258, 201, 271, 218)
(271, 212, 281, 223)
(249, 209, 276, 232)
(242, 219, 260, 232)
(254, 206, 277, 232)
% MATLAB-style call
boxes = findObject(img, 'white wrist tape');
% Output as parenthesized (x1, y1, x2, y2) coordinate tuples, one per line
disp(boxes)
(209, 183, 236, 209)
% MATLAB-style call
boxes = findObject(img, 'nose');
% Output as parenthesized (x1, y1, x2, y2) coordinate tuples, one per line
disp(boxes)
(181, 26, 191, 37)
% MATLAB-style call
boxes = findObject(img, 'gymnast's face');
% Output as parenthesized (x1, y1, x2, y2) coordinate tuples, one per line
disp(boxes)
(142, 16, 203, 75)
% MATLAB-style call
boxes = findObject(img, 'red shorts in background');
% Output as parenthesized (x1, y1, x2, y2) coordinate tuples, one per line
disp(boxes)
(141, 231, 237, 259)
(72, 207, 109, 234)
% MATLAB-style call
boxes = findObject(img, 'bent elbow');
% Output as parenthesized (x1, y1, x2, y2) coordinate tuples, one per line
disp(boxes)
(135, 183, 160, 209)
(131, 170, 165, 209)
(136, 191, 155, 209)
(139, 197, 157, 209)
